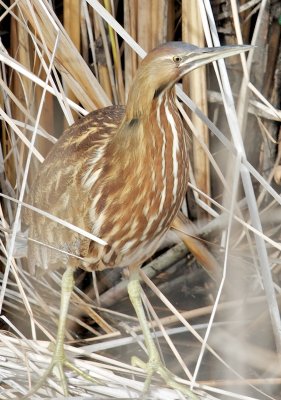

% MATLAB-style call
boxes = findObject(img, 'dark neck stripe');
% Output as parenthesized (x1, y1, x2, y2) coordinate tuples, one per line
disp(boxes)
(153, 83, 169, 99)
(127, 118, 140, 129)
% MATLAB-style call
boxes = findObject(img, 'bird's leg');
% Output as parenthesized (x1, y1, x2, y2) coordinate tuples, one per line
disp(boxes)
(22, 266, 98, 398)
(128, 266, 198, 399)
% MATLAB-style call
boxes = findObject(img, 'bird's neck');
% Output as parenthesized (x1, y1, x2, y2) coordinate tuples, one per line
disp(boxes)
(123, 64, 176, 122)
(112, 85, 177, 155)
(125, 84, 155, 122)
(123, 80, 177, 125)
(112, 85, 183, 165)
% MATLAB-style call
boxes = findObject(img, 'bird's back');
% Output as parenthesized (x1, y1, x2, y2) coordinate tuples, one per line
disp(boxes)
(24, 105, 125, 273)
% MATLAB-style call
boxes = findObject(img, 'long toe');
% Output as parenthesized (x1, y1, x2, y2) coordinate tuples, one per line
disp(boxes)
(21, 359, 68, 399)
(131, 355, 199, 399)
(21, 356, 100, 399)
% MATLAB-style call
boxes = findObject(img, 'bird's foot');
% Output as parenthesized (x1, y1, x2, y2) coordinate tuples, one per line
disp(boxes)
(21, 350, 99, 399)
(131, 355, 199, 399)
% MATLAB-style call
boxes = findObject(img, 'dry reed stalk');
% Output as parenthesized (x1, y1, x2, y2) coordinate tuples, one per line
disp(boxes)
(104, 0, 125, 104)
(91, 6, 114, 101)
(151, 0, 168, 48)
(182, 0, 210, 215)
(8, 7, 33, 186)
(32, 54, 55, 160)
(63, 0, 81, 115)
(124, 0, 138, 98)
(18, 0, 110, 111)
(137, 0, 152, 53)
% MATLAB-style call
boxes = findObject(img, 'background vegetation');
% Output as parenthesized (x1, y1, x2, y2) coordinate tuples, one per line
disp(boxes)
(0, 0, 281, 398)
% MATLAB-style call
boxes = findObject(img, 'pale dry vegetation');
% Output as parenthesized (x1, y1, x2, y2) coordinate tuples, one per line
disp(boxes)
(0, 1, 281, 399)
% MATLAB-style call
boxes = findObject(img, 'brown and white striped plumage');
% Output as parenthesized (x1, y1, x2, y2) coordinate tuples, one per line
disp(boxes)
(24, 42, 249, 274)
(24, 94, 188, 272)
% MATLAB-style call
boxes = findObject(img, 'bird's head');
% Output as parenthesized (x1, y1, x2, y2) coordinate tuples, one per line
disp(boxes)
(126, 41, 252, 120)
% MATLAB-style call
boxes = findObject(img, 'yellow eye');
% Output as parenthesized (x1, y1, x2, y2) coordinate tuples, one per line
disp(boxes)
(173, 55, 182, 63)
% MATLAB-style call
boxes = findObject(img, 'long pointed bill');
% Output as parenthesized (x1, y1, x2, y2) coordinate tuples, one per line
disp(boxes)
(181, 44, 253, 75)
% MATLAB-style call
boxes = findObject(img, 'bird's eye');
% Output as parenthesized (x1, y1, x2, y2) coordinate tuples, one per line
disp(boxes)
(173, 55, 182, 63)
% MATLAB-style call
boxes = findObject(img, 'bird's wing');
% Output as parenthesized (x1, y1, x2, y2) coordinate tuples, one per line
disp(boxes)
(23, 105, 125, 272)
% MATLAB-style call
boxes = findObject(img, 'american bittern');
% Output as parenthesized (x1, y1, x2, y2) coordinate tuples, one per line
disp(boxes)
(23, 42, 251, 397)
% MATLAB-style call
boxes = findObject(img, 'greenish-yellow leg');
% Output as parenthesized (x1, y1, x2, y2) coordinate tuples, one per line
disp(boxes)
(22, 266, 98, 398)
(128, 266, 198, 399)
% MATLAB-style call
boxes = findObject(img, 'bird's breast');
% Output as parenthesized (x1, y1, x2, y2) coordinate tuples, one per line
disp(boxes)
(85, 93, 189, 270)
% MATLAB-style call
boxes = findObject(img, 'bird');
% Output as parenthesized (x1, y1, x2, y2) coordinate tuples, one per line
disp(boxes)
(23, 41, 251, 398)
